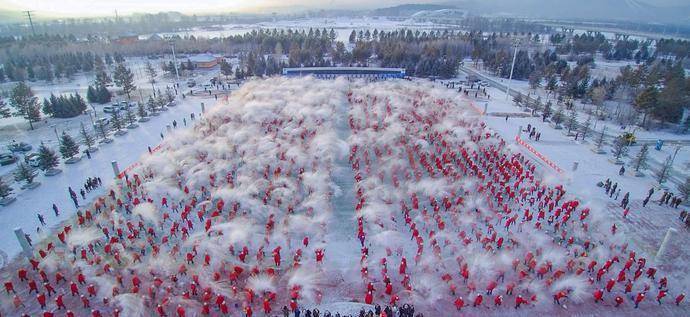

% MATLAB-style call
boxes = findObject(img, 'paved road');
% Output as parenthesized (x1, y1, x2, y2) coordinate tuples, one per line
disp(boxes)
(457, 65, 690, 146)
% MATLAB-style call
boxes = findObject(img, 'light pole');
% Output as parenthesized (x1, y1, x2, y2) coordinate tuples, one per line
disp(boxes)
(671, 145, 682, 165)
(505, 39, 520, 101)
(168, 38, 181, 83)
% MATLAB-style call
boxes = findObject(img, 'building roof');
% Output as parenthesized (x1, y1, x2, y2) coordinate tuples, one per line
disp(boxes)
(189, 54, 217, 63)
(283, 67, 405, 73)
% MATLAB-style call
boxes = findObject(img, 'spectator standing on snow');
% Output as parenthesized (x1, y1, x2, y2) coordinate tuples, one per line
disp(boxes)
(37, 213, 45, 226)
(619, 166, 625, 176)
(52, 204, 60, 217)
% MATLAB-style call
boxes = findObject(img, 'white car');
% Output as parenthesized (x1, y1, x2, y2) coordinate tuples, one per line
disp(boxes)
(24, 153, 40, 168)
(103, 105, 119, 113)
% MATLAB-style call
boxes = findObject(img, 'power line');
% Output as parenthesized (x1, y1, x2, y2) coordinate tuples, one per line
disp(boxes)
(24, 11, 36, 37)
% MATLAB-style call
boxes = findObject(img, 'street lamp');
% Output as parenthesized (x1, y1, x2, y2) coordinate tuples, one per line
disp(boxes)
(505, 39, 521, 101)
(167, 37, 181, 83)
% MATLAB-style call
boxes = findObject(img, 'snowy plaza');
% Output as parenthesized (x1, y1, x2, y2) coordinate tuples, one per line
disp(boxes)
(0, 76, 687, 316)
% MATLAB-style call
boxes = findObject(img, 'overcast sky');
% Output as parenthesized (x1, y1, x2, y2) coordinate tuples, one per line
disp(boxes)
(0, 0, 687, 17)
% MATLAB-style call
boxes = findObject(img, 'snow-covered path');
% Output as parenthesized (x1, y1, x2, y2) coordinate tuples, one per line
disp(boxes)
(321, 98, 362, 301)
(0, 95, 214, 259)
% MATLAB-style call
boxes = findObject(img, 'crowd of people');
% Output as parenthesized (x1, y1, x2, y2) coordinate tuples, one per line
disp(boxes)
(0, 78, 685, 316)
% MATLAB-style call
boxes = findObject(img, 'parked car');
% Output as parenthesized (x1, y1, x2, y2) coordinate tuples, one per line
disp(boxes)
(103, 105, 119, 113)
(8, 142, 32, 152)
(187, 79, 196, 87)
(0, 152, 17, 166)
(24, 153, 40, 168)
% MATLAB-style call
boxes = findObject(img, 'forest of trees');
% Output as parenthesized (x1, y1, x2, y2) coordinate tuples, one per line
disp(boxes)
(42, 93, 88, 118)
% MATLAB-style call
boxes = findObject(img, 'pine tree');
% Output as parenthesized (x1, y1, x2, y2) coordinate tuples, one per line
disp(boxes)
(59, 132, 79, 159)
(125, 106, 137, 126)
(86, 85, 100, 102)
(633, 144, 649, 172)
(137, 101, 147, 118)
(15, 162, 35, 185)
(110, 110, 123, 131)
(146, 96, 157, 113)
(542, 101, 552, 121)
(80, 123, 95, 150)
(594, 127, 606, 152)
(656, 155, 673, 185)
(156, 94, 167, 109)
(37, 143, 59, 172)
(95, 69, 112, 87)
(678, 176, 690, 202)
(552, 105, 564, 127)
(96, 85, 112, 103)
(513, 93, 523, 107)
(634, 85, 658, 127)
(579, 116, 592, 140)
(95, 118, 108, 139)
(566, 109, 578, 134)
(165, 89, 175, 103)
(220, 59, 233, 79)
(0, 177, 12, 200)
(145, 61, 157, 84)
(611, 135, 629, 161)
(0, 99, 11, 118)
(113, 63, 136, 99)
(9, 82, 41, 130)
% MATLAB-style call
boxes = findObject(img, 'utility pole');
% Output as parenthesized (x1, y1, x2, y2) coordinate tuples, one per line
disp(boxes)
(168, 38, 181, 83)
(505, 39, 520, 101)
(24, 11, 36, 37)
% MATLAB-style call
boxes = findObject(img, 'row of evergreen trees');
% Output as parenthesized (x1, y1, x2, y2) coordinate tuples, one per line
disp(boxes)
(42, 93, 88, 118)
(0, 52, 124, 83)
(86, 85, 113, 104)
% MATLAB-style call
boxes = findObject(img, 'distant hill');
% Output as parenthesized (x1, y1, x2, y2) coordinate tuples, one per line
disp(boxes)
(443, 0, 690, 24)
(0, 10, 26, 25)
(371, 3, 456, 17)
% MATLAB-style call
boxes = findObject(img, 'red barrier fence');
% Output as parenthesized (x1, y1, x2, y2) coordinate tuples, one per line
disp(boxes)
(515, 135, 565, 174)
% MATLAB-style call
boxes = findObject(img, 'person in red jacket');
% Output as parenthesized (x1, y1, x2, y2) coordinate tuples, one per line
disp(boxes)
(365, 290, 373, 304)
(615, 295, 624, 307)
(454, 297, 464, 310)
(473, 294, 483, 307)
(593, 289, 604, 303)
(4, 281, 15, 294)
(157, 304, 167, 317)
(553, 290, 568, 305)
(494, 295, 503, 306)
(56, 293, 66, 309)
(657, 290, 668, 304)
(176, 304, 186, 317)
(634, 292, 646, 308)
(515, 295, 527, 308)
(36, 293, 47, 309)
(676, 293, 685, 306)
(263, 297, 271, 314)
(70, 281, 79, 296)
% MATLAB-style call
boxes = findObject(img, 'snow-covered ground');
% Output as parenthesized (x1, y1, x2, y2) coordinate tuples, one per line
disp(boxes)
(458, 62, 690, 189)
(0, 92, 215, 259)
(0, 77, 686, 316)
(446, 80, 690, 308)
